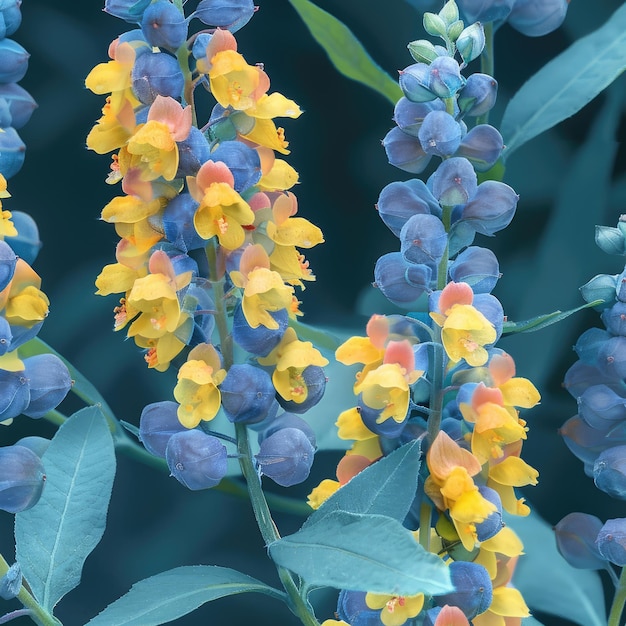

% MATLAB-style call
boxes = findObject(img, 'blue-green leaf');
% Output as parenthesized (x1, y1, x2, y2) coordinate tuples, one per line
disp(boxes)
(15, 406, 116, 611)
(501, 2, 626, 159)
(502, 299, 604, 334)
(86, 566, 284, 626)
(287, 0, 402, 104)
(508, 511, 605, 626)
(269, 511, 452, 596)
(305, 439, 421, 527)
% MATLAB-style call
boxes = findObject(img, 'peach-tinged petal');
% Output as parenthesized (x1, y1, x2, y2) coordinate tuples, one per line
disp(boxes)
(428, 430, 482, 481)
(336, 453, 372, 484)
(439, 280, 474, 313)
(489, 352, 516, 386)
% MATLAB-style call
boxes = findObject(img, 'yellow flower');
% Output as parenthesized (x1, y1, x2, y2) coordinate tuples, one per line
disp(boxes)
(354, 363, 411, 424)
(365, 592, 425, 626)
(0, 259, 48, 328)
(173, 343, 226, 428)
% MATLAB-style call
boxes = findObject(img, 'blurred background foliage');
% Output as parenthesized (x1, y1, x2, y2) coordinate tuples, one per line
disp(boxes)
(1, 0, 626, 624)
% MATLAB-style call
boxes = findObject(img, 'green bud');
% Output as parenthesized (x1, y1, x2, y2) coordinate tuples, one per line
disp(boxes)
(439, 0, 459, 25)
(456, 22, 485, 63)
(407, 39, 439, 64)
(446, 19, 465, 43)
(596, 225, 626, 256)
(580, 274, 618, 309)
(423, 12, 447, 39)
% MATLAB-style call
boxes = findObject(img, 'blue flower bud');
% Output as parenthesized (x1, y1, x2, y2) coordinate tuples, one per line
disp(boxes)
(434, 561, 493, 619)
(458, 0, 515, 23)
(0, 367, 29, 420)
(383, 126, 431, 174)
(578, 385, 626, 431)
(193, 0, 255, 32)
(616, 268, 626, 303)
(418, 110, 463, 157)
(22, 354, 72, 418)
(559, 415, 615, 473)
(162, 193, 205, 252)
(14, 436, 50, 458)
(475, 486, 504, 541)
(574, 328, 611, 366)
(598, 336, 626, 380)
(474, 293, 504, 341)
(374, 252, 432, 306)
(0, 126, 25, 179)
(166, 430, 228, 490)
(139, 400, 187, 457)
(428, 56, 465, 99)
(8, 320, 43, 351)
(220, 364, 276, 424)
(104, 0, 151, 22)
(337, 590, 381, 626)
(277, 365, 327, 414)
(359, 402, 407, 438)
(176, 126, 212, 178)
(209, 141, 262, 192)
(0, 238, 16, 292)
(461, 180, 518, 235)
(377, 179, 440, 238)
(578, 273, 617, 308)
(458, 73, 498, 118)
(456, 124, 503, 172)
(597, 518, 626, 566)
(399, 62, 437, 103)
(602, 302, 626, 336)
(400, 213, 448, 265)
(4, 210, 41, 264)
(449, 246, 500, 293)
(393, 97, 445, 138)
(257, 412, 316, 448)
(232, 302, 288, 356)
(508, 0, 568, 37)
(132, 51, 185, 105)
(0, 562, 21, 600)
(429, 157, 478, 206)
(0, 445, 45, 513)
(0, 1, 21, 39)
(0, 83, 36, 130)
(255, 427, 315, 487)
(0, 39, 28, 84)
(141, 0, 188, 51)
(456, 22, 486, 65)
(593, 446, 626, 499)
(554, 512, 607, 570)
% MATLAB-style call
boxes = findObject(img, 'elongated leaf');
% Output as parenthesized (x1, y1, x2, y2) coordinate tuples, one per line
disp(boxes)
(86, 566, 284, 626)
(508, 512, 605, 626)
(270, 511, 452, 596)
(15, 406, 116, 611)
(502, 299, 604, 335)
(305, 439, 421, 527)
(287, 0, 402, 104)
(501, 2, 626, 158)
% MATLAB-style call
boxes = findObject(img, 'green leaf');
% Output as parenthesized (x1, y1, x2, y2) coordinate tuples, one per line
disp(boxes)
(15, 406, 116, 611)
(305, 439, 421, 527)
(86, 566, 284, 626)
(287, 0, 402, 104)
(502, 299, 604, 335)
(508, 511, 605, 626)
(501, 2, 626, 159)
(269, 511, 453, 596)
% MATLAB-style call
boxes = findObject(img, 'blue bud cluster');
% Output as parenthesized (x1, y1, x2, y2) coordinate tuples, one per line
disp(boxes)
(557, 216, 626, 570)
(0, 438, 46, 514)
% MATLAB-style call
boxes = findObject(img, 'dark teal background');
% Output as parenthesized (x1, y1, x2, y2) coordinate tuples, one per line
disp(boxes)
(2, 1, 626, 624)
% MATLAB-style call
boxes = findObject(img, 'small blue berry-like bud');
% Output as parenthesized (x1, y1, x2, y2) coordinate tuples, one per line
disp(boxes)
(255, 427, 315, 487)
(0, 368, 29, 421)
(374, 252, 432, 305)
(104, 0, 152, 22)
(232, 303, 289, 356)
(616, 269, 626, 303)
(0, 239, 16, 291)
(393, 97, 445, 138)
(257, 412, 316, 448)
(22, 354, 72, 419)
(578, 385, 626, 431)
(457, 73, 498, 118)
(377, 179, 440, 237)
(400, 213, 448, 265)
(429, 157, 478, 206)
(166, 430, 228, 490)
(0, 444, 45, 513)
(277, 365, 327, 414)
(0, 126, 25, 179)
(594, 446, 626, 499)
(574, 327, 611, 365)
(475, 486, 504, 541)
(220, 364, 276, 424)
(0, 562, 21, 600)
(474, 293, 504, 340)
(508, 0, 568, 37)
(461, 180, 518, 235)
(399, 63, 437, 103)
(14, 436, 50, 458)
(598, 336, 626, 380)
(359, 402, 407, 438)
(0, 39, 28, 84)
(554, 512, 607, 570)
(337, 590, 381, 625)
(193, 0, 255, 32)
(139, 400, 188, 457)
(0, 84, 37, 130)
(209, 141, 262, 192)
(132, 51, 185, 105)
(418, 110, 463, 157)
(4, 211, 41, 264)
(456, 124, 504, 172)
(449, 246, 500, 293)
(141, 0, 188, 51)
(162, 193, 205, 251)
(458, 0, 515, 23)
(0, 1, 22, 39)
(434, 561, 493, 619)
(383, 126, 431, 174)
(176, 126, 212, 178)
(596, 518, 626, 566)
(578, 273, 617, 308)
(428, 56, 465, 99)
(456, 22, 486, 65)
(602, 302, 626, 337)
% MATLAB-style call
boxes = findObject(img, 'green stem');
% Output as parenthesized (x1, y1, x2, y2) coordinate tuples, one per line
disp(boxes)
(0, 555, 61, 626)
(608, 567, 626, 626)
